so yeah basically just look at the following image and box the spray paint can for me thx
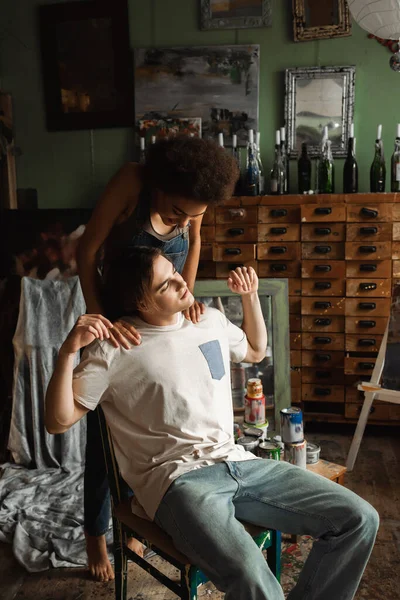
[244,378,266,426]
[280,407,304,443]
[284,440,307,469]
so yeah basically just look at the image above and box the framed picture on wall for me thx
[292,0,351,42]
[285,66,356,158]
[200,0,272,30]
[38,1,133,131]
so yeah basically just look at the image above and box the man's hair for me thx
[102,246,164,321]
[142,135,239,205]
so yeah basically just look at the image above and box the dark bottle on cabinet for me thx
[244,129,259,196]
[298,143,311,193]
[391,124,400,192]
[343,136,359,193]
[280,127,289,193]
[232,133,242,195]
[370,125,386,192]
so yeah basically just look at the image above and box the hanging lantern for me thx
[347,0,400,40]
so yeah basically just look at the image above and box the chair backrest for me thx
[97,405,123,506]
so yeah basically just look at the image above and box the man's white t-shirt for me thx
[73,307,257,520]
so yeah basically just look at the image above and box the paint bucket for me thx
[244,378,266,425]
[243,421,269,441]
[257,440,281,461]
[284,440,307,469]
[306,442,321,464]
[280,407,304,444]
[236,435,260,454]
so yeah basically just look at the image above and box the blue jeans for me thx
[155,460,379,600]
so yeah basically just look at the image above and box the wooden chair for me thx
[97,406,281,600]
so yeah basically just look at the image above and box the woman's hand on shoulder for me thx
[107,319,142,349]
[183,300,205,324]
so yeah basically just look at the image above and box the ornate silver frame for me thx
[200,0,272,30]
[293,0,351,42]
[285,66,356,158]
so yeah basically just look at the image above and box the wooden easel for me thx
[346,319,400,471]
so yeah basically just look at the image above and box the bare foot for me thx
[127,536,145,557]
[85,533,115,582]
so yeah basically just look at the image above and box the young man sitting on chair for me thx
[45,247,379,600]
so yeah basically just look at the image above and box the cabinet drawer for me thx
[389,404,400,421]
[393,223,400,240]
[200,243,213,261]
[393,204,400,221]
[344,357,377,375]
[258,242,300,261]
[213,243,256,262]
[346,278,391,298]
[302,315,345,333]
[302,297,345,316]
[345,242,392,260]
[302,332,344,351]
[289,278,302,296]
[290,332,301,350]
[301,204,346,222]
[258,223,300,242]
[302,242,344,260]
[216,206,257,224]
[215,260,257,279]
[301,279,345,297]
[201,226,216,242]
[301,222,345,242]
[345,403,390,421]
[345,334,383,353]
[290,314,302,332]
[301,368,345,384]
[347,222,392,242]
[392,241,400,259]
[345,316,388,335]
[302,260,345,279]
[345,387,365,404]
[289,297,301,314]
[291,387,302,404]
[197,261,216,279]
[291,350,302,367]
[302,384,344,403]
[347,203,393,222]
[345,298,391,317]
[202,207,215,225]
[215,224,258,242]
[258,206,300,223]
[346,260,392,279]
[302,351,344,368]
[291,369,301,388]
[393,261,400,278]
[259,261,301,278]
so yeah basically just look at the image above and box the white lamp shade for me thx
[348,0,400,40]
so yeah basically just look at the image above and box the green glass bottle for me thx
[391,124,400,192]
[370,125,386,192]
[298,142,312,194]
[343,136,359,194]
[318,139,335,194]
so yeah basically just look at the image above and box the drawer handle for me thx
[360,264,377,272]
[314,337,332,344]
[360,227,378,235]
[314,227,331,235]
[224,248,241,255]
[228,208,245,219]
[314,264,331,272]
[270,246,287,254]
[314,301,332,309]
[359,282,377,291]
[360,207,378,218]
[316,370,332,378]
[271,263,287,272]
[316,353,331,362]
[357,405,376,415]
[314,207,332,215]
[228,263,244,269]
[358,302,376,310]
[228,228,245,236]
[314,245,331,254]
[314,387,332,396]
[358,338,376,347]
[270,227,287,234]
[359,246,377,254]
[270,209,287,217]
[314,318,332,326]
[359,320,376,328]
[358,362,375,370]
[314,281,332,290]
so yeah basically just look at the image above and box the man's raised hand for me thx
[227,266,258,296]
[61,314,114,356]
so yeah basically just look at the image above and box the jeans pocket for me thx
[199,340,225,380]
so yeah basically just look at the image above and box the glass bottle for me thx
[343,132,358,193]
[391,124,400,192]
[139,137,146,164]
[232,133,242,196]
[244,129,260,196]
[318,138,335,194]
[255,131,265,195]
[298,142,312,194]
[218,132,224,148]
[270,130,285,195]
[151,135,156,145]
[370,125,386,192]
[315,127,328,193]
[280,126,289,193]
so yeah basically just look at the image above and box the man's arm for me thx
[45,314,113,434]
[227,267,267,364]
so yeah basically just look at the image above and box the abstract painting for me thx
[134,45,259,146]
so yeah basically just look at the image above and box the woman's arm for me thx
[77,163,141,314]
[181,215,203,293]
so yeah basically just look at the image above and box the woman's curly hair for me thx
[142,135,239,205]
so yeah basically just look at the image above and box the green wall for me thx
[1,0,399,208]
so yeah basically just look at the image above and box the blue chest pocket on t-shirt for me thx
[199,340,225,381]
